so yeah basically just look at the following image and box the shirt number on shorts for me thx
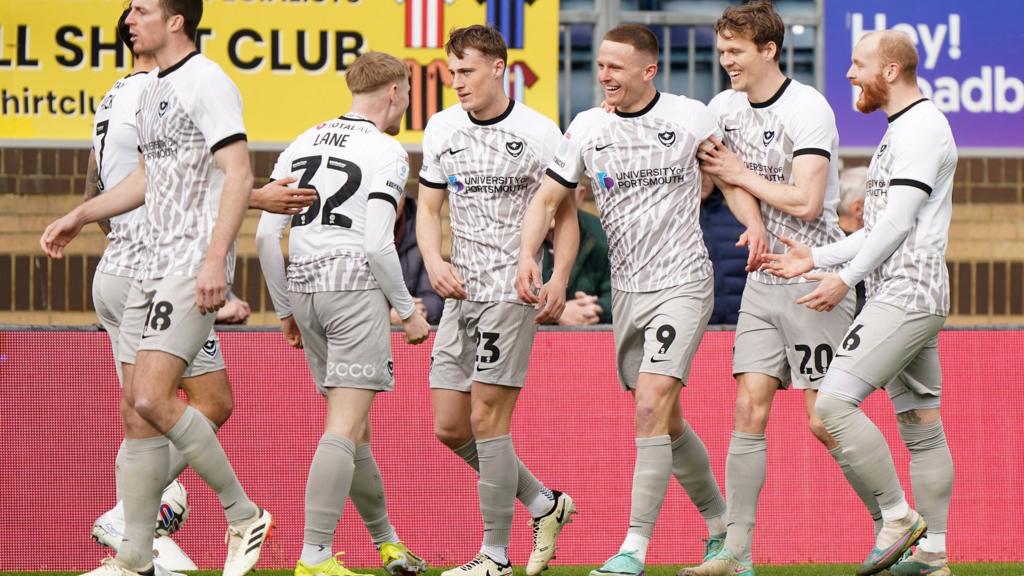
[145,300,174,331]
[795,343,833,375]
[842,323,865,351]
[289,155,362,229]
[475,331,501,365]
[655,325,676,354]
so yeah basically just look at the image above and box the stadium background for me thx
[1,0,1023,570]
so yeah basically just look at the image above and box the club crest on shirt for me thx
[505,140,525,158]
[762,130,775,146]
[877,144,888,158]
[657,131,676,148]
[158,101,170,118]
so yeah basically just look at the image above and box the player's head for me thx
[714,0,785,92]
[847,30,919,114]
[347,51,411,136]
[838,165,867,234]
[597,24,659,111]
[445,25,508,114]
[117,9,136,58]
[125,0,202,55]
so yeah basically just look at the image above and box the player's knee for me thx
[434,422,471,449]
[813,392,853,427]
[897,415,947,453]
[634,401,668,436]
[808,417,833,445]
[196,395,232,428]
[131,393,163,424]
[733,395,770,432]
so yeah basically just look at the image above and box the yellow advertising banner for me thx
[0,0,559,145]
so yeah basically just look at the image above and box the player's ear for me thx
[642,62,658,82]
[167,13,184,34]
[762,41,777,62]
[493,57,506,79]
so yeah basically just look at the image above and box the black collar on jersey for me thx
[338,114,377,127]
[749,77,791,108]
[469,98,515,126]
[887,98,929,123]
[615,91,660,118]
[157,50,200,78]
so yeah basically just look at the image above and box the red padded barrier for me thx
[1,329,1021,569]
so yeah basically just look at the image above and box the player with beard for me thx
[764,30,956,576]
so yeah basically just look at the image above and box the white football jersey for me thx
[419,100,561,303]
[268,114,411,293]
[547,92,715,292]
[136,51,246,283]
[708,78,846,285]
[92,71,152,278]
[863,99,956,316]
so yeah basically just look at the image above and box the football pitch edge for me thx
[7,565,1024,576]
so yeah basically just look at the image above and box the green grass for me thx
[6,565,1024,576]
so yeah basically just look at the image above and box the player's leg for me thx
[471,381,521,569]
[887,339,952,576]
[803,389,883,536]
[131,277,268,576]
[349,418,428,575]
[666,407,727,559]
[814,303,943,575]
[788,284,883,536]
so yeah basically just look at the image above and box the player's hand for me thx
[761,235,814,279]
[390,298,427,325]
[558,292,602,325]
[515,256,543,305]
[534,275,568,324]
[280,315,303,348]
[401,309,430,345]
[795,272,849,312]
[599,99,616,114]
[425,259,467,300]
[216,297,251,324]
[696,136,746,186]
[737,224,770,273]
[251,176,317,214]
[40,212,85,259]
[196,260,228,315]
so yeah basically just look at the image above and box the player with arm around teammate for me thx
[519,24,729,576]
[764,30,956,576]
[682,3,882,575]
[256,51,431,576]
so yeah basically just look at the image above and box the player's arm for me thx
[762,228,865,279]
[197,139,253,314]
[416,182,466,300]
[365,191,428,345]
[517,173,575,305]
[83,149,112,235]
[255,209,301,346]
[249,176,317,214]
[533,185,580,323]
[701,137,829,221]
[41,160,146,259]
[712,176,769,272]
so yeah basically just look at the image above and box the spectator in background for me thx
[838,165,868,313]
[390,195,443,324]
[541,178,612,325]
[700,184,748,324]
[838,166,868,234]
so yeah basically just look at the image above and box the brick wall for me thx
[1,147,1021,326]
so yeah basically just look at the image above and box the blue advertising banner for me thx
[825,0,1024,149]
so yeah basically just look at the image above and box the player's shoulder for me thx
[424,103,468,133]
[180,53,238,93]
[509,101,560,133]
[660,92,712,116]
[784,79,833,114]
[893,100,954,145]
[707,89,744,113]
[566,107,612,139]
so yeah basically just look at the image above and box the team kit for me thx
[38,1,958,576]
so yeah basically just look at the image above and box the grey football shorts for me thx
[829,300,945,405]
[114,274,223,378]
[733,278,855,390]
[611,276,713,390]
[429,299,538,391]
[292,289,395,394]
